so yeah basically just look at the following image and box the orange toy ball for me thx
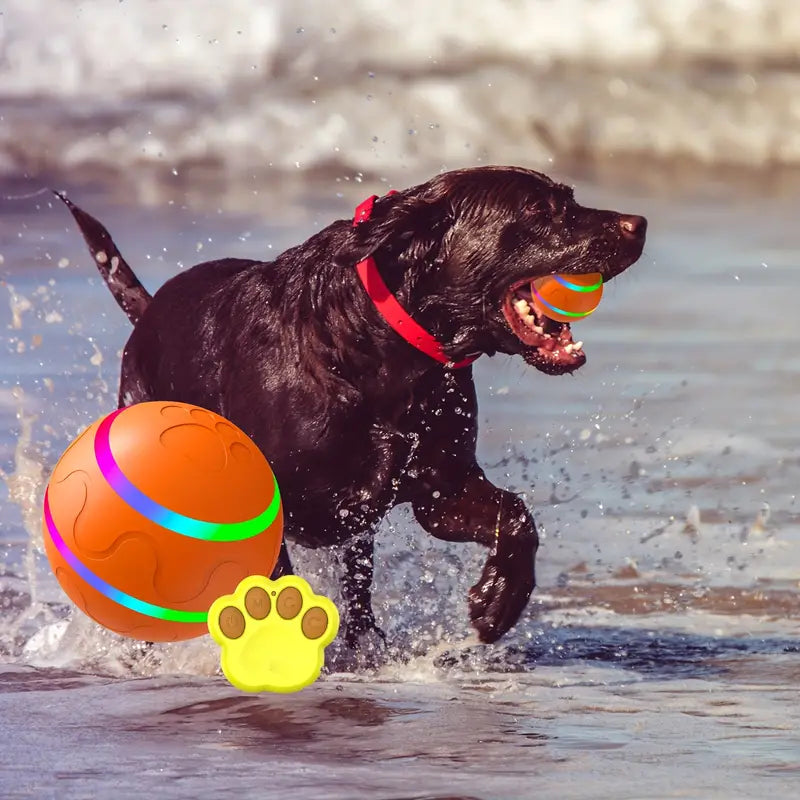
[42,401,283,642]
[531,272,604,323]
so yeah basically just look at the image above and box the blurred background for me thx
[2,0,800,210]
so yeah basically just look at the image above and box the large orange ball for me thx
[531,272,604,323]
[42,402,283,642]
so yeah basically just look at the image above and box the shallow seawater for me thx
[1,173,799,799]
[6,0,800,177]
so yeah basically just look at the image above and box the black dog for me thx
[59,166,646,651]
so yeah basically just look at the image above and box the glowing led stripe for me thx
[532,285,598,319]
[43,488,208,623]
[552,274,603,292]
[94,409,280,541]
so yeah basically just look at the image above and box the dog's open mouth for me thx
[502,280,587,375]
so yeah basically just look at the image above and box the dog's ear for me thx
[334,184,454,270]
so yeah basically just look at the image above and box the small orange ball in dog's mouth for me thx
[531,273,604,323]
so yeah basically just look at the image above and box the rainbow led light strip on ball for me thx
[43,408,281,623]
[43,493,209,623]
[532,274,603,319]
[94,409,280,542]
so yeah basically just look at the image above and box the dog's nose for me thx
[619,214,647,240]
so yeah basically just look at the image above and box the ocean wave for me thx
[2,0,800,182]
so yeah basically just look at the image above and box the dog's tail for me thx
[55,192,152,325]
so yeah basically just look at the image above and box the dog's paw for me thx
[208,575,339,693]
[468,553,535,644]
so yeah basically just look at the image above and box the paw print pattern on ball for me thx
[208,574,339,693]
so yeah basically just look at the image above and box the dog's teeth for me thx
[564,344,575,354]
[523,316,537,328]
[514,299,530,314]
[532,325,544,334]
[574,341,584,350]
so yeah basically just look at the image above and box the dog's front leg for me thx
[412,468,538,643]
[341,534,387,655]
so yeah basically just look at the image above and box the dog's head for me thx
[337,166,647,375]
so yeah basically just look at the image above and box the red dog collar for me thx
[353,192,478,369]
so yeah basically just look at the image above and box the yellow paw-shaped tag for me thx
[208,575,339,693]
